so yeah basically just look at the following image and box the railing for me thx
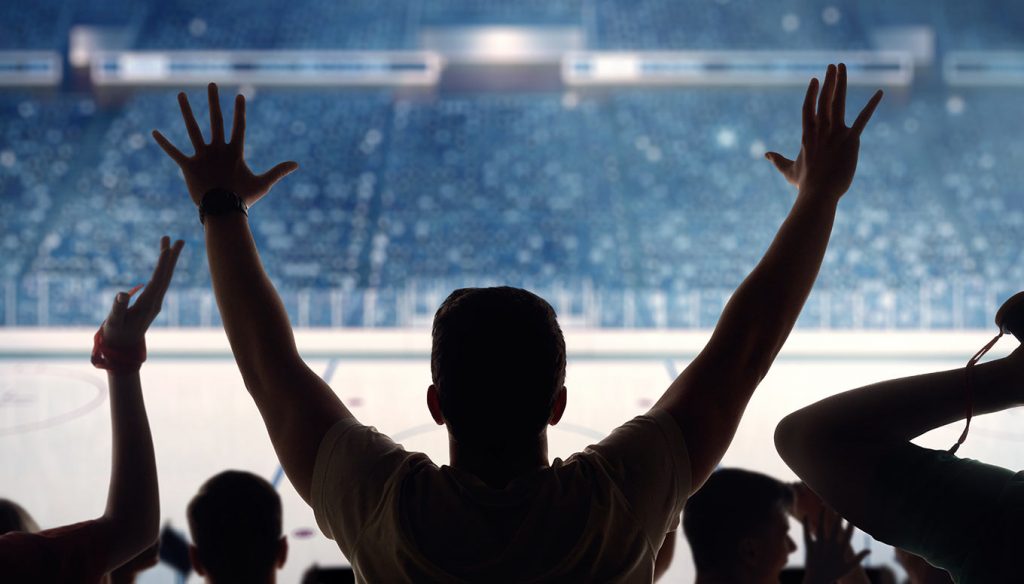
[1,275,1012,330]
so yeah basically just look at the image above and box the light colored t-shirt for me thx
[866,444,1024,584]
[312,409,691,583]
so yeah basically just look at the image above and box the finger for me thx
[830,512,843,540]
[109,291,130,325]
[208,83,225,144]
[802,77,819,145]
[843,550,871,573]
[136,238,183,314]
[178,92,206,151]
[817,64,837,133]
[840,519,855,545]
[833,63,847,126]
[802,515,812,548]
[259,161,300,189]
[765,152,794,175]
[851,89,884,136]
[151,130,188,165]
[229,94,246,150]
[154,239,184,292]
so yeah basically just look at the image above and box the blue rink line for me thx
[664,358,678,380]
[270,357,341,489]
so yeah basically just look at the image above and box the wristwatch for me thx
[199,188,248,224]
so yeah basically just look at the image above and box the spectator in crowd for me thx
[152,63,881,580]
[683,469,869,584]
[186,470,287,583]
[775,292,1024,583]
[0,236,182,582]
[0,499,39,535]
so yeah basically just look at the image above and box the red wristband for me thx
[92,285,147,372]
[92,326,147,371]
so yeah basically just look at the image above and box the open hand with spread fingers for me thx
[101,236,185,350]
[801,509,871,584]
[766,63,883,201]
[152,83,298,207]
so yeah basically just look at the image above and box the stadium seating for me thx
[3,0,1024,328]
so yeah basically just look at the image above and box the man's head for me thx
[428,287,567,450]
[683,468,796,583]
[187,471,286,583]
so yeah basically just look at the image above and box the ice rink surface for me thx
[2,329,1022,583]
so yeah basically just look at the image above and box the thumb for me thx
[260,161,299,189]
[109,291,130,325]
[765,151,794,175]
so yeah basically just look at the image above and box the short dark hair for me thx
[682,468,794,572]
[187,470,282,582]
[431,287,567,448]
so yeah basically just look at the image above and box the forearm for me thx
[710,189,838,381]
[653,191,840,485]
[204,211,301,388]
[103,370,159,561]
[776,353,1023,533]
[780,354,1023,447]
[203,210,350,502]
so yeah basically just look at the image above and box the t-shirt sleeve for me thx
[0,520,110,583]
[581,409,692,546]
[866,443,1017,579]
[311,418,417,555]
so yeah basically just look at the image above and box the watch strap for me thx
[199,188,248,224]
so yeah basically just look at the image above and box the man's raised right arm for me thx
[152,84,352,503]
[650,64,883,491]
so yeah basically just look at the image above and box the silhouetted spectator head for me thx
[187,471,286,583]
[0,498,38,535]
[429,287,567,449]
[683,468,796,583]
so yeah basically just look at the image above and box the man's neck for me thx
[448,432,550,489]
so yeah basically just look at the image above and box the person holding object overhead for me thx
[152,63,881,582]
[0,236,183,583]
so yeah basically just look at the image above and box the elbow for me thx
[774,409,820,473]
[238,348,303,397]
[773,412,802,464]
[104,509,160,554]
[775,406,845,482]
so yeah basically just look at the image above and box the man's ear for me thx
[189,545,206,576]
[277,535,288,568]
[549,386,568,425]
[427,384,445,425]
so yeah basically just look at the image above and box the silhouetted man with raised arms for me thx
[153,63,881,581]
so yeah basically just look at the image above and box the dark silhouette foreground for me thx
[776,293,1024,583]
